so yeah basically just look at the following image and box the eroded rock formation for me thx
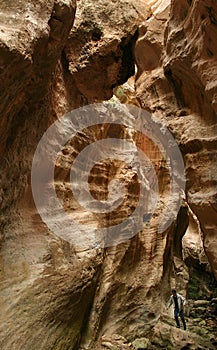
[135,0,217,278]
[0,0,216,349]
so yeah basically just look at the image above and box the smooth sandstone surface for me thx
[135,0,217,278]
[0,0,216,349]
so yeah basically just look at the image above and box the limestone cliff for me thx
[0,1,216,350]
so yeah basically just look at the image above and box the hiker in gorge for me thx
[167,289,187,330]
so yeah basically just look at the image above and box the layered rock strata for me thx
[0,0,216,349]
[135,0,217,278]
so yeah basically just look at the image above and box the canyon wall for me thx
[135,0,217,278]
[0,0,216,349]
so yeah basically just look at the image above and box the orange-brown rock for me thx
[135,0,217,279]
[0,0,216,349]
[0,1,155,350]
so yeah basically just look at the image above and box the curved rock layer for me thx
[135,0,217,278]
[0,0,216,350]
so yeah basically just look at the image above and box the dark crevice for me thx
[206,6,217,25]
[91,27,102,41]
[173,205,189,259]
[186,260,217,300]
[180,139,203,155]
[61,49,70,72]
[117,29,139,85]
[164,65,186,108]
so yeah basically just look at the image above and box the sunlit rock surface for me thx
[0,0,216,349]
[135,0,217,278]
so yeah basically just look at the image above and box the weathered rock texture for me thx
[135,0,217,278]
[0,0,217,349]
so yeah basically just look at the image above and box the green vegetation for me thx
[187,265,217,300]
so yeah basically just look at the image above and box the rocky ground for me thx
[80,298,217,349]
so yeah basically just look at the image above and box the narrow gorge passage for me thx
[0,1,217,350]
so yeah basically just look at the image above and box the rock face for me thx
[135,0,217,278]
[64,0,148,102]
[0,0,216,350]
